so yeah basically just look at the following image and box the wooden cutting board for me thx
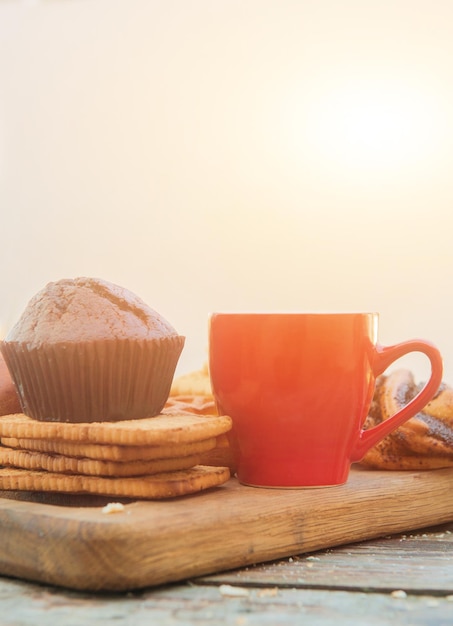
[0,466,452,592]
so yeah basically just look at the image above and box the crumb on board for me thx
[101,502,125,514]
[391,590,407,599]
[219,584,250,598]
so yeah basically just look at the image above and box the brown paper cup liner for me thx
[1,336,184,423]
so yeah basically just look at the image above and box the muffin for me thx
[0,278,185,422]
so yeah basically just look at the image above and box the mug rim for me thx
[209,311,379,316]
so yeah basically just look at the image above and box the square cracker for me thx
[0,413,232,446]
[0,436,218,462]
[0,465,230,499]
[0,446,204,477]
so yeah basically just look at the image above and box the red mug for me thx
[209,313,443,487]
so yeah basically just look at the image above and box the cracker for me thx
[0,465,230,499]
[0,436,217,462]
[0,446,203,477]
[0,413,232,446]
[198,434,238,471]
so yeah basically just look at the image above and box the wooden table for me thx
[0,520,452,625]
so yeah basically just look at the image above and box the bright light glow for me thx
[282,78,445,179]
[318,84,439,170]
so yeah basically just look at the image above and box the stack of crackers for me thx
[0,405,232,500]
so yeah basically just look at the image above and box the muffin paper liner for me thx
[1,336,185,423]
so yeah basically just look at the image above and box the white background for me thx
[1,0,452,383]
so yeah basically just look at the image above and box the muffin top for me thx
[5,277,180,348]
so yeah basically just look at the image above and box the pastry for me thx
[360,369,453,470]
[0,277,185,422]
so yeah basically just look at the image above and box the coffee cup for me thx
[209,313,443,487]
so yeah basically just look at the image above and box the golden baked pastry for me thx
[360,369,453,470]
[170,363,213,397]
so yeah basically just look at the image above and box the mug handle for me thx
[351,340,443,462]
